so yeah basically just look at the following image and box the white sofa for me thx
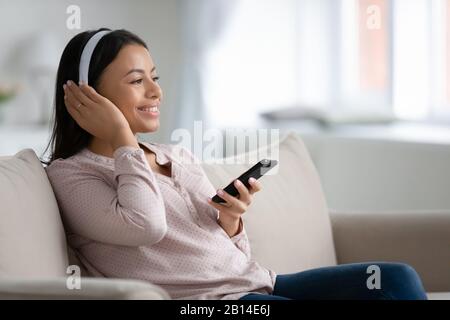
[0,132,448,299]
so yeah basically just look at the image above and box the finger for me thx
[79,81,104,103]
[64,85,82,111]
[66,80,95,107]
[207,197,230,210]
[248,177,262,194]
[64,85,85,111]
[217,189,246,213]
[63,85,81,119]
[234,179,252,205]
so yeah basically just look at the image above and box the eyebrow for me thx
[124,66,156,77]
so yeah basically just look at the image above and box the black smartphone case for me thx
[211,159,278,204]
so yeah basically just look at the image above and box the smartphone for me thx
[211,159,278,204]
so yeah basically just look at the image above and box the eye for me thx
[131,79,143,85]
[130,77,159,85]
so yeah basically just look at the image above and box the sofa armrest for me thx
[0,277,170,300]
[329,210,450,292]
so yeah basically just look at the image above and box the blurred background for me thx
[1,0,450,212]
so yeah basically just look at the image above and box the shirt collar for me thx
[138,141,171,166]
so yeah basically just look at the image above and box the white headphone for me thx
[78,30,112,85]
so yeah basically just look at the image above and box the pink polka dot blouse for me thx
[45,141,276,300]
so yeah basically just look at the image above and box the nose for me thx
[145,79,163,101]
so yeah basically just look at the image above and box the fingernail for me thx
[79,81,84,86]
[63,84,67,90]
[235,180,242,186]
[67,80,72,86]
[249,177,256,183]
[217,189,223,196]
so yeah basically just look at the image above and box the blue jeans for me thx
[239,262,428,300]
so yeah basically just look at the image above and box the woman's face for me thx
[96,44,162,134]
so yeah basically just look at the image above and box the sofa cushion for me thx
[201,132,337,274]
[0,149,68,277]
[427,292,450,300]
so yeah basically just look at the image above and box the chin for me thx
[135,124,159,134]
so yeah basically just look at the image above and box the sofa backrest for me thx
[201,132,337,274]
[0,149,68,278]
[0,132,336,279]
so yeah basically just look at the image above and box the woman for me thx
[43,28,428,300]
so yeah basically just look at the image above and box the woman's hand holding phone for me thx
[206,159,277,237]
[207,177,262,237]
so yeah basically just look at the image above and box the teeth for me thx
[138,106,158,112]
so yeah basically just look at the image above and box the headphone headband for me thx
[79,30,112,84]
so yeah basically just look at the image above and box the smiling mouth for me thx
[137,106,159,112]
[136,105,160,118]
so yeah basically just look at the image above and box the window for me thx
[343,0,450,121]
[204,0,298,128]
[203,0,450,128]
[339,0,390,114]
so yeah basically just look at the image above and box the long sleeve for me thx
[46,146,167,247]
[230,219,251,260]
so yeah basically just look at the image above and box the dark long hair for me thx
[40,28,148,166]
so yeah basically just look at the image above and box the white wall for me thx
[0,0,181,142]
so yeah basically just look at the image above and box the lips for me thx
[136,104,160,117]
[137,104,159,112]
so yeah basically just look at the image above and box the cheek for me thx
[110,87,141,113]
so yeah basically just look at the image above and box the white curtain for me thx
[174,0,238,132]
